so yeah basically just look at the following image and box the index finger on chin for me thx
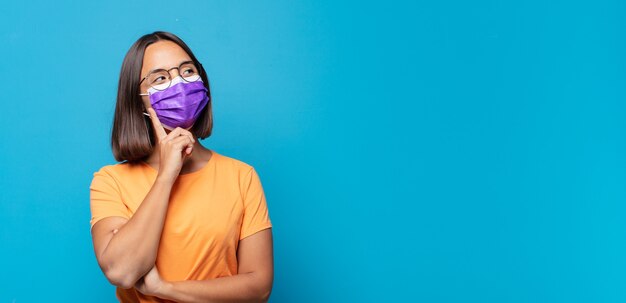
[147,108,167,141]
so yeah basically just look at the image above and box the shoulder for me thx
[91,161,141,182]
[212,150,255,174]
[211,151,261,191]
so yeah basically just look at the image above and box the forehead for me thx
[141,40,192,74]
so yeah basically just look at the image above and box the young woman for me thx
[89,31,274,303]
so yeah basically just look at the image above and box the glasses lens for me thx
[147,70,171,91]
[180,62,200,82]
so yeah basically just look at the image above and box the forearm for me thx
[156,272,271,303]
[101,177,173,284]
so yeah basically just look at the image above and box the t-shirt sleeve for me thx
[239,167,273,240]
[89,167,129,231]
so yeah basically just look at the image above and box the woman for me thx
[89,31,274,303]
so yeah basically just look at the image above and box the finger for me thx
[177,128,196,141]
[168,136,195,153]
[175,127,195,143]
[161,127,182,143]
[180,142,194,158]
[147,108,167,141]
[162,127,195,145]
[182,145,194,157]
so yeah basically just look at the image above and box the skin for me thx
[91,40,274,302]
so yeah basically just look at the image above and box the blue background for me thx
[1,0,626,302]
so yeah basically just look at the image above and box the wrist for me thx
[155,174,175,186]
[155,281,175,299]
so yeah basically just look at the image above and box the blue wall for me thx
[1,1,626,302]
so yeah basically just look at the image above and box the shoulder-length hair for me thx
[111,31,213,163]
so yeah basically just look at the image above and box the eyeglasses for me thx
[139,61,202,92]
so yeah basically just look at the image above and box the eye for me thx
[183,68,194,75]
[151,76,167,84]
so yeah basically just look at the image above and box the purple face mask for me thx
[142,76,209,130]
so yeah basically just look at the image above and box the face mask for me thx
[141,76,209,130]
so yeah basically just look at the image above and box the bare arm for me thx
[91,176,174,288]
[91,108,195,288]
[136,228,274,303]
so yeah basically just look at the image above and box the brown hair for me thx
[111,31,213,163]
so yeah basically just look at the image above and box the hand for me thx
[134,265,169,297]
[147,108,195,184]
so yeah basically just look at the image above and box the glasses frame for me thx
[139,60,203,94]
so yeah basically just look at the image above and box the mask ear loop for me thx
[139,92,151,117]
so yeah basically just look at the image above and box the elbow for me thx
[259,289,271,303]
[255,277,273,303]
[103,265,141,289]
[98,253,153,289]
[243,272,272,302]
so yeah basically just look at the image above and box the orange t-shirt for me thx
[89,149,272,302]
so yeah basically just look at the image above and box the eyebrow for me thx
[145,60,194,76]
